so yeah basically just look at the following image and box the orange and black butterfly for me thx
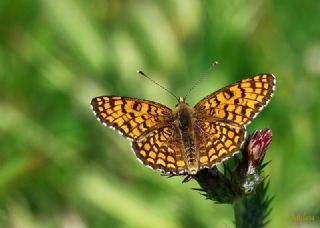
[90,74,276,175]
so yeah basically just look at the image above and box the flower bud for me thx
[245,129,272,164]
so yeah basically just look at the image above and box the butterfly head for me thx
[176,96,190,108]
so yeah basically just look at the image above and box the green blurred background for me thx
[1,0,319,227]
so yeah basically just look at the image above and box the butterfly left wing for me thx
[194,74,276,126]
[131,124,188,175]
[91,96,173,140]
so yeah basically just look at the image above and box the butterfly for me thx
[90,74,276,175]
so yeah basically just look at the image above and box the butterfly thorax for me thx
[173,100,199,174]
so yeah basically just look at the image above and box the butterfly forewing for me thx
[91,96,173,140]
[194,74,275,125]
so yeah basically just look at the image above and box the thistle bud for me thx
[245,129,272,164]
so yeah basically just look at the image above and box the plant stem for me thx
[233,181,272,228]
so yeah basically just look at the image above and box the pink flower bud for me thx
[245,129,272,163]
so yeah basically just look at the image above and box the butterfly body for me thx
[91,74,276,175]
[173,98,198,174]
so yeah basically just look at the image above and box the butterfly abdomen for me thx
[174,103,199,174]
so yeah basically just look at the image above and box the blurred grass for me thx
[0,0,320,227]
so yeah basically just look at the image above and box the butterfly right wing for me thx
[194,74,276,126]
[194,120,246,168]
[192,74,275,169]
[90,96,173,140]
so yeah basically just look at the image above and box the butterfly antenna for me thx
[184,61,219,100]
[137,70,179,102]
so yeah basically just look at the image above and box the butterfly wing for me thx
[193,74,275,168]
[91,96,173,140]
[91,96,187,174]
[194,121,245,168]
[194,74,276,125]
[131,124,188,174]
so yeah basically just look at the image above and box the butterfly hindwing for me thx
[91,96,173,140]
[131,124,188,174]
[194,120,245,168]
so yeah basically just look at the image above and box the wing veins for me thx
[104,108,171,133]
[136,122,173,142]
